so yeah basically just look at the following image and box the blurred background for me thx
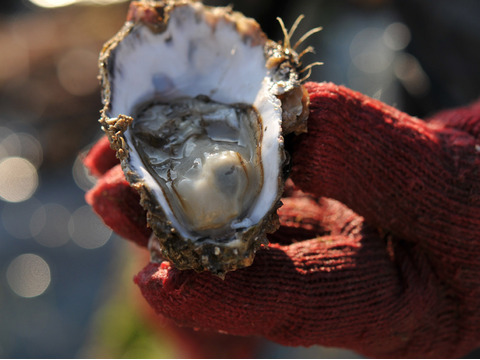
[0,0,479,358]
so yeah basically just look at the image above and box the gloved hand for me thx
[84,82,480,358]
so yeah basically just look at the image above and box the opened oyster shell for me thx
[99,0,311,276]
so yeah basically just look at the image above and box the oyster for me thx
[99,0,312,276]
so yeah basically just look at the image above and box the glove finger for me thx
[134,228,458,358]
[83,136,119,177]
[292,82,480,289]
[271,187,362,245]
[85,164,151,247]
[426,99,480,140]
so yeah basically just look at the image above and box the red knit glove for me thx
[85,82,480,358]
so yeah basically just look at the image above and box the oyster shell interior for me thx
[130,97,262,237]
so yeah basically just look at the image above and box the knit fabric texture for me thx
[85,82,480,358]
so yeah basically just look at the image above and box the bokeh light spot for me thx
[394,53,430,96]
[0,131,22,158]
[0,157,38,203]
[6,254,51,298]
[29,0,127,8]
[350,27,394,74]
[14,133,44,169]
[0,129,43,168]
[29,0,76,8]
[68,205,112,249]
[56,48,100,96]
[31,203,71,247]
[72,151,96,191]
[383,22,411,51]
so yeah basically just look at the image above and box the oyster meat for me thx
[99,0,311,276]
